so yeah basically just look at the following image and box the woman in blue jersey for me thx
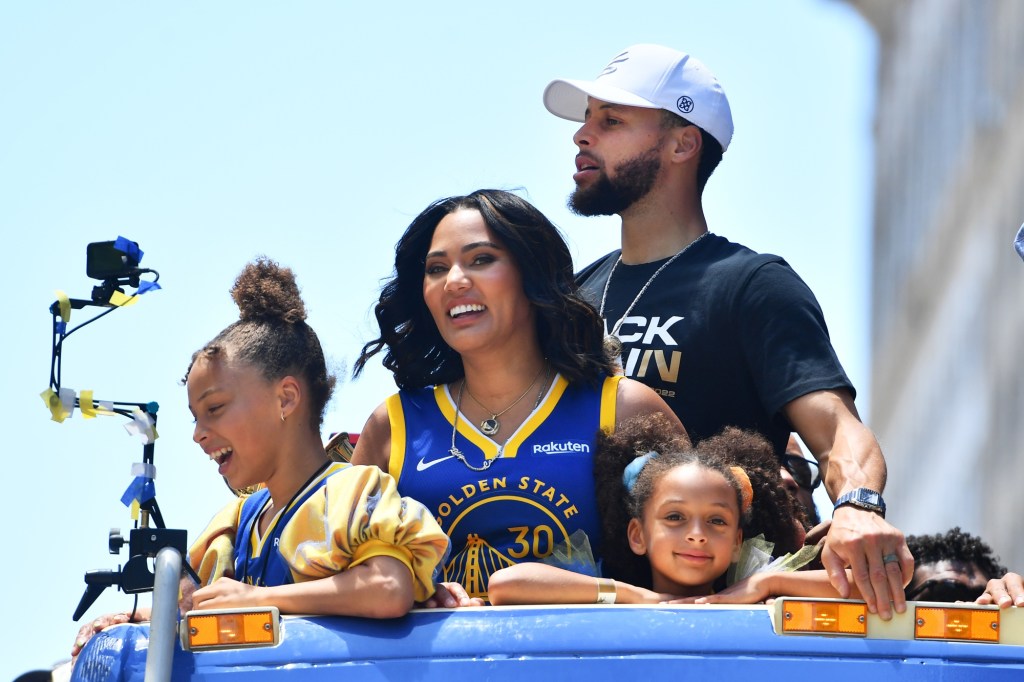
[72,258,449,660]
[351,189,685,606]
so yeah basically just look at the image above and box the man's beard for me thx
[568,144,662,217]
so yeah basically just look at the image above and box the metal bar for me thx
[145,547,181,682]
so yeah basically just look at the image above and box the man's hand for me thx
[785,389,913,620]
[820,505,913,620]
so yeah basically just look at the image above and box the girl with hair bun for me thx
[182,257,449,616]
[73,258,450,657]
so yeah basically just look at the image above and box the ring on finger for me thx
[882,553,900,564]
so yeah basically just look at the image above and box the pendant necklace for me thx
[463,364,545,436]
[449,368,551,472]
[599,232,710,342]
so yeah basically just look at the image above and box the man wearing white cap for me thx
[544,44,912,619]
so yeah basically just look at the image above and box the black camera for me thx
[86,240,142,281]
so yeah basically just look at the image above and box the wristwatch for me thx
[833,488,886,518]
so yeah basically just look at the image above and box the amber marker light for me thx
[180,607,280,652]
[914,605,999,643]
[779,599,867,636]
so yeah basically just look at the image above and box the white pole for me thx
[145,546,181,682]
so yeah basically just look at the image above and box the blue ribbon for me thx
[121,476,156,507]
[113,236,143,264]
[622,451,658,493]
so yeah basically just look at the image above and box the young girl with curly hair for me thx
[489,414,855,605]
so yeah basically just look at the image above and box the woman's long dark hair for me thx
[354,189,615,389]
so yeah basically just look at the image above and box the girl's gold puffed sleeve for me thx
[187,495,245,586]
[280,464,450,602]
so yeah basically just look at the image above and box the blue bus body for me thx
[72,603,1024,681]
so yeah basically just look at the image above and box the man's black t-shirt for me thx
[577,233,853,456]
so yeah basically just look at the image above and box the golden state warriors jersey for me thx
[387,374,620,600]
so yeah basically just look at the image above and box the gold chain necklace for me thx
[449,369,551,471]
[464,364,545,436]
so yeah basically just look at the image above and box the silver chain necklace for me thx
[598,232,710,337]
[448,370,551,472]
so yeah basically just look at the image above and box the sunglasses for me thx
[905,578,986,603]
[781,454,821,491]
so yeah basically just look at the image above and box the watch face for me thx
[861,490,880,505]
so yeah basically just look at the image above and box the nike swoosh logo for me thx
[416,455,456,471]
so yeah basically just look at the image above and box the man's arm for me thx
[785,388,913,621]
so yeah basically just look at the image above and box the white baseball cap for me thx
[544,43,734,151]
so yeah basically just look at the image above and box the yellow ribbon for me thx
[80,390,97,419]
[55,290,71,323]
[40,387,75,423]
[109,290,139,307]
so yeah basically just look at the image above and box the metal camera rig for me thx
[46,237,199,623]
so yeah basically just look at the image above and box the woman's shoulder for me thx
[350,398,397,468]
[614,377,686,434]
[615,376,659,401]
[351,384,447,469]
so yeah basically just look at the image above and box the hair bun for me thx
[231,257,307,324]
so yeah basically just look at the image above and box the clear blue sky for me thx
[0,1,875,676]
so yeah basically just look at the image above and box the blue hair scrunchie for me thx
[622,451,658,493]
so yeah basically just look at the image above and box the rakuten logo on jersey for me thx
[533,441,591,455]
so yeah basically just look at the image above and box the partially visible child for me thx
[489,414,850,605]
[905,527,1006,603]
[72,258,449,657]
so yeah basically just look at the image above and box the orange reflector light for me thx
[781,600,867,636]
[181,607,280,651]
[915,606,999,643]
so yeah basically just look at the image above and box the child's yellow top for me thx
[187,463,450,602]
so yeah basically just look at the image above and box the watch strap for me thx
[834,487,886,517]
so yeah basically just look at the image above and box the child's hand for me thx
[803,519,831,547]
[192,577,262,610]
[71,611,141,658]
[976,572,1024,609]
[664,575,772,605]
[420,581,486,608]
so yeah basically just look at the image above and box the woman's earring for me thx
[280,412,286,423]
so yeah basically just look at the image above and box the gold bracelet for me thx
[596,577,617,604]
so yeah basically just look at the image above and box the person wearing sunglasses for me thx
[904,527,1006,603]
[779,435,822,528]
